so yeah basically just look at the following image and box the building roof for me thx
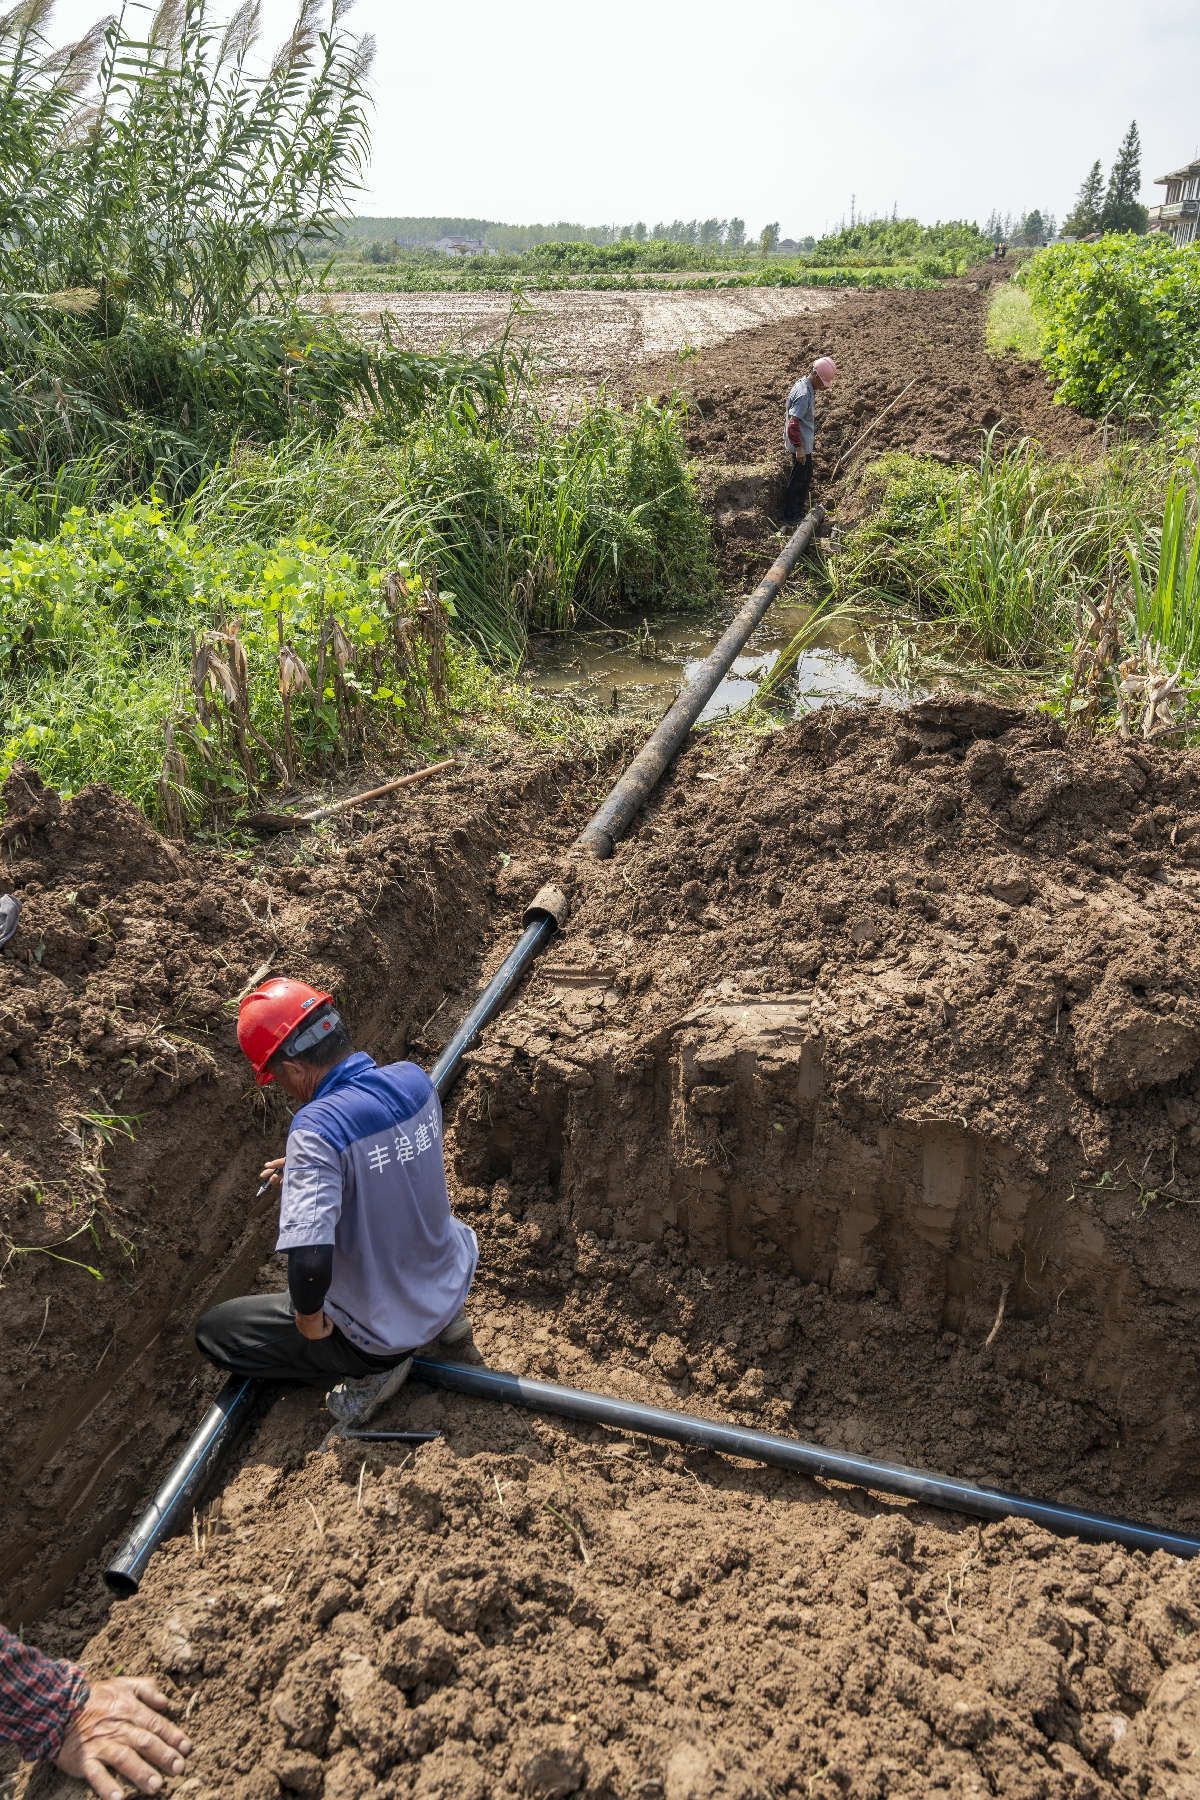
[1155,157,1200,184]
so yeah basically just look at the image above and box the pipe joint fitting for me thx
[524,883,570,928]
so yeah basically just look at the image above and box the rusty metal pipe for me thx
[576,506,825,857]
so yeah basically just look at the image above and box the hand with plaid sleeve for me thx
[1,1625,191,1797]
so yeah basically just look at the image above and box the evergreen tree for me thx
[1101,121,1148,233]
[726,217,746,251]
[1063,159,1104,237]
[1014,208,1047,246]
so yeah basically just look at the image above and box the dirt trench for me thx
[0,738,628,1627]
[13,700,1200,1800]
[630,266,1103,583]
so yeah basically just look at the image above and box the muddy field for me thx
[325,288,839,392]
[630,265,1103,581]
[7,696,1200,1800]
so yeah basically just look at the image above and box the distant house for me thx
[432,236,487,257]
[1149,157,1200,246]
[777,238,801,255]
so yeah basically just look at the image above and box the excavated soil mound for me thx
[15,703,1200,1800]
[455,701,1200,1516]
[630,270,1102,580]
[0,740,627,1624]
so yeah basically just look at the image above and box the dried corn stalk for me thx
[1065,586,1121,736]
[1117,636,1200,741]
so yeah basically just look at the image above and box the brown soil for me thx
[11,703,1200,1800]
[0,739,626,1626]
[630,269,1103,582]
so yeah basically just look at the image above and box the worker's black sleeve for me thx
[287,1244,333,1315]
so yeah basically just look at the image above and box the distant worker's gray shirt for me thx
[276,1052,477,1354]
[784,376,816,455]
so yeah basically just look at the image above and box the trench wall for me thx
[457,994,1200,1497]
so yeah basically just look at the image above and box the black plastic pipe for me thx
[100,507,830,1596]
[104,1377,254,1596]
[429,914,557,1098]
[411,1358,1200,1560]
[577,506,825,857]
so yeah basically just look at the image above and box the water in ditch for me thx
[526,595,889,721]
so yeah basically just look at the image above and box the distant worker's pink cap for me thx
[812,356,837,387]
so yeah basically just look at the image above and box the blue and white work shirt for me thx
[784,375,816,455]
[276,1052,477,1355]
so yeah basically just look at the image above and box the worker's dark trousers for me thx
[782,451,813,524]
[196,1292,409,1386]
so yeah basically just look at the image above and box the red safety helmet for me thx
[238,977,333,1086]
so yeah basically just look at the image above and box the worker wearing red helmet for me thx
[783,354,837,525]
[195,978,476,1429]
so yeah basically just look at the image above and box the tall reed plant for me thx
[832,432,1163,666]
[1,0,373,330]
[1128,467,1200,673]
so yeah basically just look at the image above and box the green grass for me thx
[831,432,1168,667]
[1128,468,1200,672]
[191,396,717,666]
[986,284,1043,361]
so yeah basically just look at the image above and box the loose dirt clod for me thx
[10,698,1200,1800]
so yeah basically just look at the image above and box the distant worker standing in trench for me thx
[196,979,476,1429]
[782,355,837,524]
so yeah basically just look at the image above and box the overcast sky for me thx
[48,0,1200,233]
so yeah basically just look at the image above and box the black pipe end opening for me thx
[103,1567,140,1599]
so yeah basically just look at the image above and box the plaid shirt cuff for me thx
[0,1626,90,1763]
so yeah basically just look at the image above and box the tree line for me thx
[340,217,796,256]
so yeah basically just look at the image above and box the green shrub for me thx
[831,434,1165,665]
[193,399,717,664]
[1023,235,1200,418]
[0,499,453,824]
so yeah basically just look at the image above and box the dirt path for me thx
[10,703,1200,1800]
[630,267,1102,582]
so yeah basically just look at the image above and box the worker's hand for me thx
[258,1155,285,1188]
[295,1309,333,1340]
[794,447,808,463]
[55,1676,191,1800]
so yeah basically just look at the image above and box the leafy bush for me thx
[810,218,993,269]
[1022,235,1200,419]
[0,500,454,825]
